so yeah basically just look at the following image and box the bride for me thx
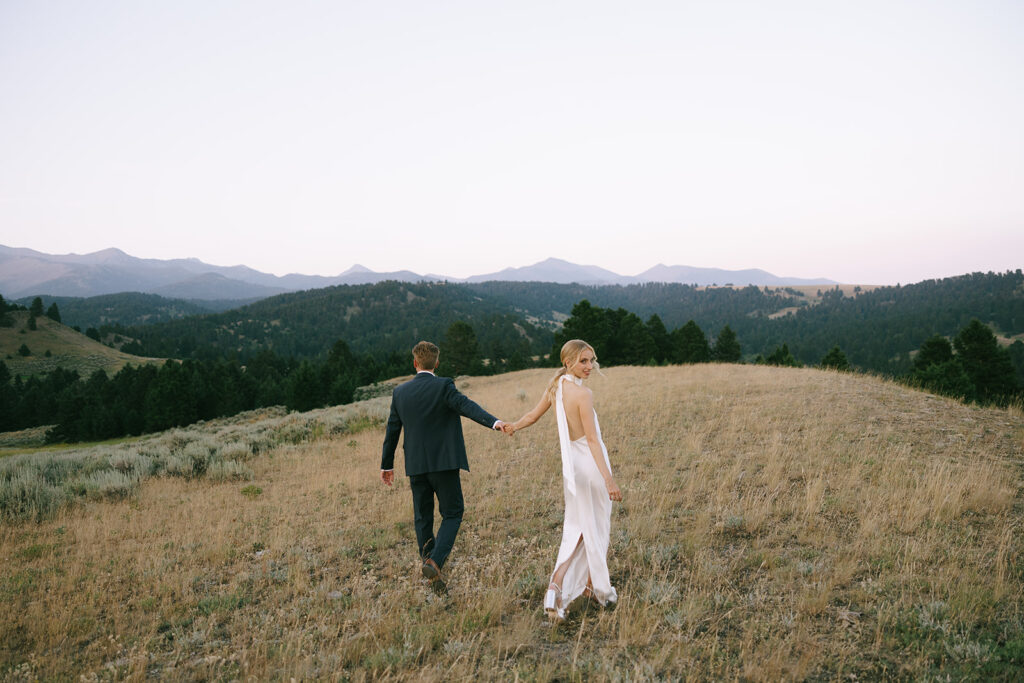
[508,339,622,622]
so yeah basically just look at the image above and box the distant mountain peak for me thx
[89,247,133,262]
[0,243,839,300]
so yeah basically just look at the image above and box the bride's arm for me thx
[510,395,551,432]
[578,391,622,502]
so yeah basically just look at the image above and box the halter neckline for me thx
[561,373,583,386]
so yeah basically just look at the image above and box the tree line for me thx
[552,300,741,365]
[3,272,1022,442]
[0,317,545,443]
[470,271,1024,374]
[0,340,399,441]
[17,270,1023,378]
[549,299,1020,406]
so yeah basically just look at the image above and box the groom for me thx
[381,340,507,592]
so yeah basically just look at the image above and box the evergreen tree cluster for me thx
[13,292,226,330]
[0,293,26,327]
[910,320,1020,406]
[0,340,411,442]
[552,300,741,365]
[0,316,543,443]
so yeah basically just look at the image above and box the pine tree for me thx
[0,294,10,327]
[953,319,1018,405]
[764,343,801,367]
[0,360,12,431]
[820,346,850,371]
[915,359,974,400]
[712,325,742,362]
[441,321,481,377]
[554,300,611,365]
[671,321,711,363]
[913,335,954,372]
[286,361,323,412]
[46,302,61,323]
[29,297,44,317]
[607,308,654,365]
[644,315,671,363]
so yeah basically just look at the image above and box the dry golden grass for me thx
[1,364,1022,680]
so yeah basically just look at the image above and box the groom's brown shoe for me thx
[422,558,446,594]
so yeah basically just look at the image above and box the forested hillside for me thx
[106,281,553,362]
[470,271,1024,372]
[11,271,1023,376]
[742,272,1023,372]
[13,292,255,329]
[33,270,1022,374]
[2,271,1021,444]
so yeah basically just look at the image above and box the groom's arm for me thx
[381,394,402,484]
[442,379,501,430]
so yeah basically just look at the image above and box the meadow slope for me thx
[1,364,1022,680]
[1,311,163,378]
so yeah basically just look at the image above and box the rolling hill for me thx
[0,311,164,378]
[1,364,1020,678]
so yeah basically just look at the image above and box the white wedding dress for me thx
[549,373,618,611]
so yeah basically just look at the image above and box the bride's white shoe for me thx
[544,582,565,623]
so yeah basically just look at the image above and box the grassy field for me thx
[1,311,163,378]
[1,364,1022,680]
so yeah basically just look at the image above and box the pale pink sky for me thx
[1,1,1021,284]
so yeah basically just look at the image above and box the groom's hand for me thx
[381,469,394,486]
[494,420,515,436]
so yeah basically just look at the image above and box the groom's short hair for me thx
[413,341,440,369]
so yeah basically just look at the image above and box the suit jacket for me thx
[381,372,498,476]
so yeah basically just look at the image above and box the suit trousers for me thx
[408,469,464,569]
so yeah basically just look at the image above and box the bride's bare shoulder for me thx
[563,383,593,400]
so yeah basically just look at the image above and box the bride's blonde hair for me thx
[546,339,599,403]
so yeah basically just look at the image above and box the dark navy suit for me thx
[381,371,498,569]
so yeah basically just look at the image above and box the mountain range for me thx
[0,244,836,301]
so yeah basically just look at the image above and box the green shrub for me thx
[240,485,262,498]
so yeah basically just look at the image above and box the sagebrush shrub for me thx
[72,469,137,501]
[0,469,66,522]
[207,459,254,483]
